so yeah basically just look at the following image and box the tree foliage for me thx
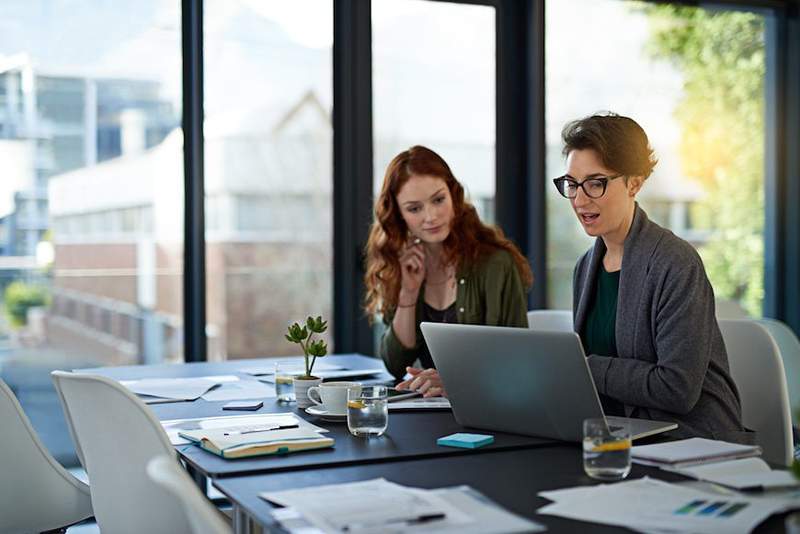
[4,281,49,328]
[642,5,765,315]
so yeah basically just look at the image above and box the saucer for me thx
[305,405,347,422]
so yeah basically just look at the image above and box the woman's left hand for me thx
[396,366,448,398]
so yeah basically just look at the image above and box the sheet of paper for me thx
[261,478,473,533]
[257,368,387,383]
[240,361,345,376]
[668,457,800,490]
[538,476,798,534]
[264,480,544,534]
[388,397,451,410]
[200,379,275,401]
[121,375,238,400]
[162,413,327,445]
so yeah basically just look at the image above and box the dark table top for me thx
[213,444,792,533]
[77,354,557,478]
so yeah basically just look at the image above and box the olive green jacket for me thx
[380,248,529,379]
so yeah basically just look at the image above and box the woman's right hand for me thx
[398,240,426,298]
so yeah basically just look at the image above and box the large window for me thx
[372,0,496,222]
[545,0,767,317]
[0,0,183,466]
[203,0,333,360]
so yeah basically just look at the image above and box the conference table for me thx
[81,354,794,533]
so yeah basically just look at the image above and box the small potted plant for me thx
[285,316,328,409]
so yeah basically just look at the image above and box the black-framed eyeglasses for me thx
[552,174,623,199]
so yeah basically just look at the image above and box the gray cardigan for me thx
[573,205,753,444]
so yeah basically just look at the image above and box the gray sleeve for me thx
[587,258,715,415]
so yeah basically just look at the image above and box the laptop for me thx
[420,323,678,442]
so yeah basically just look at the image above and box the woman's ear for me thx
[627,176,644,197]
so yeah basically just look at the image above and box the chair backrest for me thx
[527,309,573,332]
[51,371,193,534]
[717,319,793,466]
[147,455,231,534]
[0,378,92,534]
[757,318,800,423]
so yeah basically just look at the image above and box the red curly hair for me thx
[364,145,533,318]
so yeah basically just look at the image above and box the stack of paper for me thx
[261,478,543,533]
[665,457,800,491]
[631,437,762,468]
[388,397,452,411]
[241,360,386,381]
[120,375,239,403]
[538,476,799,534]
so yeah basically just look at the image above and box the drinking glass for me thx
[274,362,295,403]
[582,418,631,481]
[347,385,388,437]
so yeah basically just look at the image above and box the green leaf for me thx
[307,339,328,357]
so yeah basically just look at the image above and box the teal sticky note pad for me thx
[437,433,494,449]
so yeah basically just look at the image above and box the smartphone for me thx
[387,387,422,403]
[222,400,263,411]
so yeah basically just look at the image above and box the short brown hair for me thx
[561,112,658,179]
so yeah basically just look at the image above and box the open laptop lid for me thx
[421,323,676,442]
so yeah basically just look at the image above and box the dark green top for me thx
[583,265,623,416]
[380,248,529,380]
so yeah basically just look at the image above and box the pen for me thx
[341,512,446,531]
[223,424,298,436]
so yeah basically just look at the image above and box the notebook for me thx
[631,437,761,468]
[178,426,334,459]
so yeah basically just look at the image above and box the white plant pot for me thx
[293,376,322,409]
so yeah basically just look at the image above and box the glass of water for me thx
[583,418,631,481]
[347,385,388,437]
[274,362,295,403]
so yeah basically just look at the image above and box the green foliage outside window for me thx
[4,281,49,328]
[643,5,765,316]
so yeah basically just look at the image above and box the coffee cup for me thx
[307,381,361,415]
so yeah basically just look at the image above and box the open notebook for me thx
[179,426,334,459]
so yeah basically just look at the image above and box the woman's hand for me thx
[398,240,426,299]
[396,366,447,398]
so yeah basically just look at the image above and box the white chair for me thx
[0,378,93,534]
[757,318,800,424]
[147,455,232,534]
[526,309,573,332]
[717,319,793,466]
[51,371,194,534]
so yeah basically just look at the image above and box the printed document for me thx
[262,478,543,533]
[538,476,799,534]
[120,375,239,402]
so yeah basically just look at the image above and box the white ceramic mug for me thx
[307,381,361,415]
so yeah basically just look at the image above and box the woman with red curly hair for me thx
[365,145,532,397]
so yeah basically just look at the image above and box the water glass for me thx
[347,385,388,437]
[274,362,295,403]
[582,418,631,481]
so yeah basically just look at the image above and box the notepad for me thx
[179,426,334,459]
[437,433,494,449]
[666,457,800,490]
[631,437,761,468]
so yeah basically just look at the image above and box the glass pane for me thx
[546,1,766,317]
[373,0,496,222]
[203,0,333,359]
[0,1,183,466]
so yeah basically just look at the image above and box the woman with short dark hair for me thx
[556,112,751,443]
